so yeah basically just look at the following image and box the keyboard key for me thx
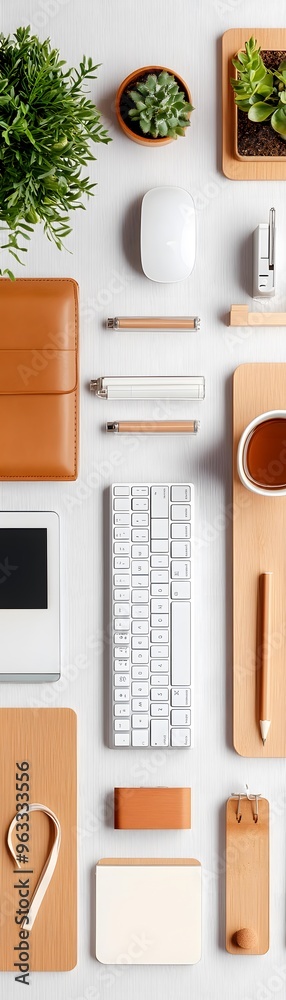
[171,523,191,539]
[132,637,149,649]
[115,633,129,643]
[151,555,169,568]
[132,682,148,696]
[171,728,191,747]
[171,541,191,558]
[171,709,191,726]
[132,621,149,634]
[114,705,129,716]
[151,519,168,539]
[151,719,169,746]
[171,688,191,707]
[114,603,129,617]
[115,619,130,631]
[114,589,130,601]
[171,505,191,521]
[151,645,169,658]
[151,584,169,597]
[132,514,149,526]
[151,617,169,629]
[114,557,130,569]
[114,575,129,587]
[115,734,130,746]
[132,576,149,588]
[151,660,169,673]
[132,606,149,619]
[115,674,129,687]
[151,539,169,552]
[151,689,168,701]
[132,666,149,679]
[114,542,130,555]
[132,545,148,558]
[171,582,191,599]
[132,698,148,711]
[132,715,149,728]
[131,651,149,664]
[151,704,169,717]
[151,674,168,686]
[132,529,149,541]
[132,499,149,511]
[171,486,191,502]
[171,561,191,579]
[132,590,149,604]
[114,661,129,672]
[151,571,168,584]
[171,602,191,686]
[132,731,149,747]
[132,561,148,575]
[115,720,130,731]
[151,599,168,613]
[151,631,168,644]
[114,528,130,540]
[114,648,129,659]
[114,499,130,511]
[114,486,130,496]
[151,486,169,518]
[131,487,149,496]
[115,690,130,702]
[114,514,130,526]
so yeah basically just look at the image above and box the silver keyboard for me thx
[110,483,193,748]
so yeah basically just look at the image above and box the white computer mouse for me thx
[140,186,196,283]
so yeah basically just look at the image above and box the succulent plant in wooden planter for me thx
[231,36,286,154]
[128,71,193,139]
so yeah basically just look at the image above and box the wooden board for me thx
[226,797,269,955]
[233,364,286,756]
[0,709,77,971]
[222,29,286,180]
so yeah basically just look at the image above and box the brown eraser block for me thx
[114,787,191,830]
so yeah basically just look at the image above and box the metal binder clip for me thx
[230,785,262,823]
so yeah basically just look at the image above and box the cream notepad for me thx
[95,859,201,965]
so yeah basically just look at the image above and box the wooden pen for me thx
[259,572,273,746]
[107,316,200,331]
[106,420,199,433]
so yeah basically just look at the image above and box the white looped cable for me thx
[7,803,61,931]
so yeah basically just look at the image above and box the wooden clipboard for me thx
[0,709,77,971]
[226,796,269,955]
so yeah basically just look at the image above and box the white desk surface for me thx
[1,0,286,996]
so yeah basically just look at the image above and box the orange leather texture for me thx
[114,787,191,829]
[0,278,79,480]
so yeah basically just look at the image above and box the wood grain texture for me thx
[114,787,191,828]
[230,305,286,327]
[222,29,286,180]
[0,709,77,971]
[226,797,269,955]
[233,364,286,756]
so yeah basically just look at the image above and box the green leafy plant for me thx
[128,71,193,139]
[0,26,111,277]
[230,36,286,140]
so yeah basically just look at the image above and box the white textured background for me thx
[1,1,286,997]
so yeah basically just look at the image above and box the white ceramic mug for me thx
[237,409,286,497]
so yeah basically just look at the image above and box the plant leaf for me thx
[248,101,274,121]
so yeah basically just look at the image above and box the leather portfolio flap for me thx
[0,349,77,394]
[0,277,78,349]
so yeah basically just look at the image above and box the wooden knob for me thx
[235,927,258,950]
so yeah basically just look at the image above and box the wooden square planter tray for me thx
[222,28,286,180]
[233,364,286,757]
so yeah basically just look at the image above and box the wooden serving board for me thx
[233,364,286,757]
[222,29,286,179]
[226,797,269,955]
[0,709,77,971]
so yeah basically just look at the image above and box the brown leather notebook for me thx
[0,278,79,480]
[114,787,191,829]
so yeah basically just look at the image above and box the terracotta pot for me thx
[115,65,192,147]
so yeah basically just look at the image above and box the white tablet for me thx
[0,511,60,682]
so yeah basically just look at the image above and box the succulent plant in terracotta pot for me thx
[116,65,193,146]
